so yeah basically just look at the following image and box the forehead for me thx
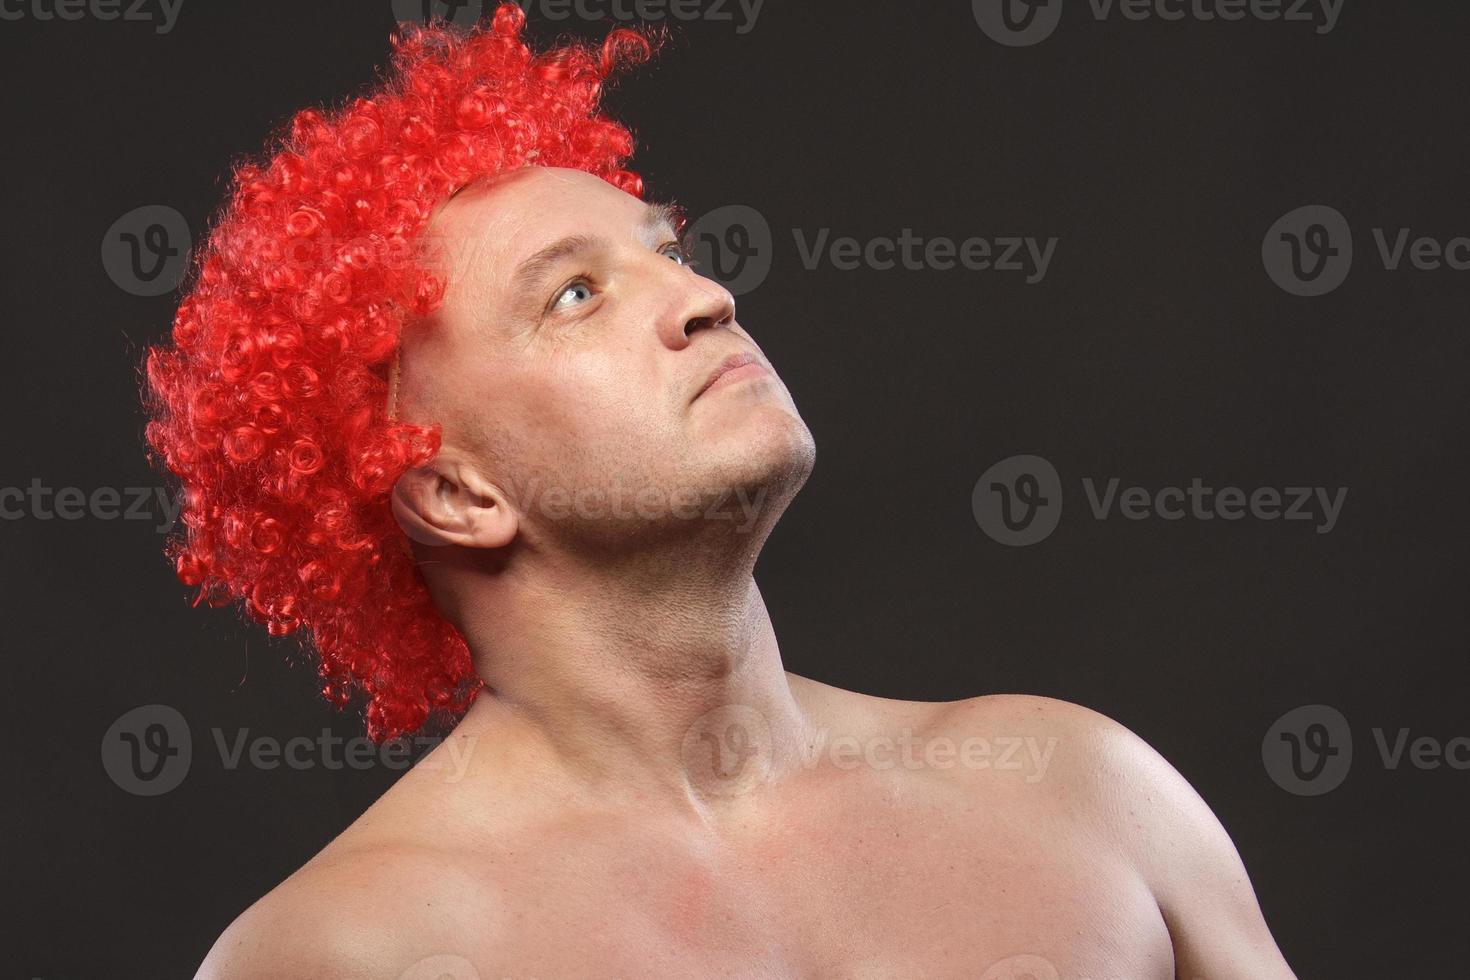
[424,166,656,275]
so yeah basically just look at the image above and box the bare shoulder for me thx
[192,725,565,979]
[920,691,1230,854]
[933,691,1162,792]
[931,692,1298,977]
[786,677,1131,805]
[788,673,1123,767]
[787,678,1295,975]
[194,838,495,980]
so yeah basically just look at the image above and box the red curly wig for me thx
[143,5,654,741]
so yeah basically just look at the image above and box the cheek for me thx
[497,351,668,452]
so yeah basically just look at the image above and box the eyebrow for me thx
[508,202,684,303]
[509,233,604,302]
[641,201,684,237]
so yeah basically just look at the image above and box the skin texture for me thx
[196,168,1297,979]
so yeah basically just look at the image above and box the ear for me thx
[390,456,518,550]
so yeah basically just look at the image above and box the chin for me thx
[705,403,816,500]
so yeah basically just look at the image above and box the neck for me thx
[431,540,813,820]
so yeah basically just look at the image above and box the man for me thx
[150,8,1296,979]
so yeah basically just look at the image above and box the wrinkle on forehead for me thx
[425,169,601,274]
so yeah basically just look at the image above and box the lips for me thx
[695,351,768,400]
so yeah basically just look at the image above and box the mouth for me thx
[694,352,770,401]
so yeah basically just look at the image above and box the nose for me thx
[661,269,736,348]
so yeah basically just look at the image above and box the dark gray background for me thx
[4,1,1467,976]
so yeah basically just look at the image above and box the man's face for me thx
[397,166,814,552]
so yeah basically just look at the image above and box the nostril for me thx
[683,291,736,337]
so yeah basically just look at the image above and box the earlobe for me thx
[390,463,518,550]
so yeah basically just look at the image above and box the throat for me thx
[448,572,815,814]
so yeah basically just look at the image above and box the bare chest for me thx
[434,791,1175,979]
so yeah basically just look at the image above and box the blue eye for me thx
[660,241,691,266]
[553,280,593,309]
